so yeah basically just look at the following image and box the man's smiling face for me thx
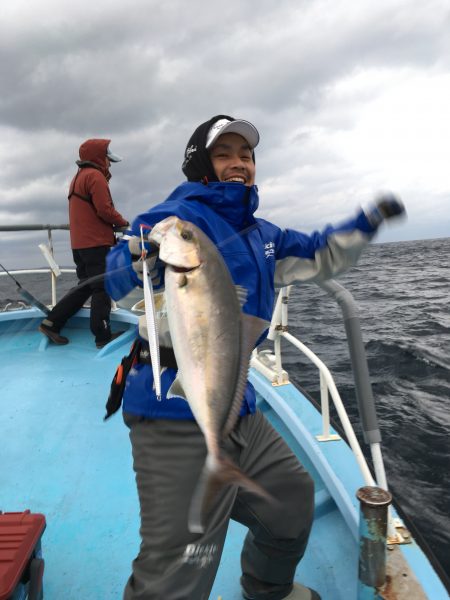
[209,132,256,187]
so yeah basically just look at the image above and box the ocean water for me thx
[283,237,450,580]
[1,237,449,580]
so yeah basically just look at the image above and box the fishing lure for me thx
[140,225,162,400]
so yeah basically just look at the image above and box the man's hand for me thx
[366,192,406,227]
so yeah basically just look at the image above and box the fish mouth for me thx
[170,265,197,273]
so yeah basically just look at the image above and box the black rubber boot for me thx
[39,323,69,345]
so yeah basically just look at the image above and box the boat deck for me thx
[0,309,378,599]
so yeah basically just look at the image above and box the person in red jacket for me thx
[39,138,128,348]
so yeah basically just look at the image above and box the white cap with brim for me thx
[106,146,122,162]
[205,118,260,150]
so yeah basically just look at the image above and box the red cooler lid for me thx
[0,510,46,600]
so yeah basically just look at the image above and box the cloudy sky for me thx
[1,0,449,269]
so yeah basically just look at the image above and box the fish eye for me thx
[181,229,193,241]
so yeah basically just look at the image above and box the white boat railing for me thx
[252,286,376,487]
[251,285,403,541]
[0,268,76,310]
[0,224,72,308]
[0,224,126,309]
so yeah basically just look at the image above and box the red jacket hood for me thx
[78,138,111,173]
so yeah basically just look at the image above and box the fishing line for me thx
[216,223,259,249]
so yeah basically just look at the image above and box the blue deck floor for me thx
[1,313,359,599]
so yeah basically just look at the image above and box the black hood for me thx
[182,114,255,183]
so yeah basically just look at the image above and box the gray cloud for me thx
[1,0,449,270]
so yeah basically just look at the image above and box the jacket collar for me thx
[75,160,111,181]
[167,181,259,228]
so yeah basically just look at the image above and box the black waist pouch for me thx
[104,340,141,420]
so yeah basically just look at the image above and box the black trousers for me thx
[46,246,112,344]
[122,410,315,600]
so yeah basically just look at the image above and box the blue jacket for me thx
[105,181,376,419]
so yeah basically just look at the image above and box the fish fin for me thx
[188,454,272,534]
[235,285,248,308]
[222,314,270,437]
[166,375,187,400]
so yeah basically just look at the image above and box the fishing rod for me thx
[0,262,50,315]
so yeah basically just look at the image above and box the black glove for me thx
[366,192,406,227]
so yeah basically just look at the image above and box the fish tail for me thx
[188,454,272,534]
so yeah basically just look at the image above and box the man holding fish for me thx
[105,115,405,600]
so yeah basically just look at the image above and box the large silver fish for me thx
[149,216,270,533]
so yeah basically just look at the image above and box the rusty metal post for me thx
[356,486,392,599]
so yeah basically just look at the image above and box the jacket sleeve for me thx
[89,172,128,227]
[273,209,377,287]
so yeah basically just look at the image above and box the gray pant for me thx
[123,410,314,600]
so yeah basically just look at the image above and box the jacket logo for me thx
[264,241,275,259]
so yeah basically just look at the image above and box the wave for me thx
[365,338,449,373]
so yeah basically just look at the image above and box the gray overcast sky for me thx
[1,0,449,269]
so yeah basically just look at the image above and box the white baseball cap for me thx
[205,118,260,150]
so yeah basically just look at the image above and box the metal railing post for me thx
[281,286,291,328]
[320,371,331,438]
[267,287,292,385]
[356,486,392,599]
[47,229,57,306]
[274,335,283,384]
